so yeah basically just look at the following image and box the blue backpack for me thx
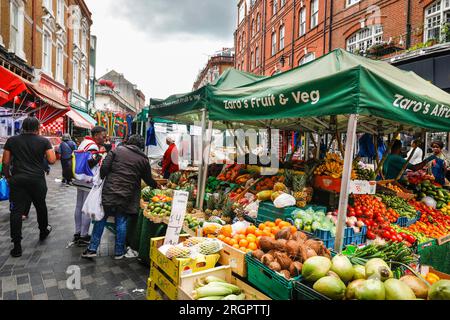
[72,142,98,183]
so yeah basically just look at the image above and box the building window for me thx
[43,30,52,75]
[73,60,79,93]
[424,0,450,42]
[80,66,86,97]
[251,19,255,37]
[57,0,64,26]
[73,12,80,47]
[238,2,245,24]
[255,46,260,66]
[346,0,361,7]
[273,0,278,16]
[300,53,315,65]
[81,27,87,54]
[281,0,286,8]
[279,25,285,50]
[346,25,384,53]
[9,0,25,58]
[256,13,261,33]
[242,32,246,51]
[251,51,255,69]
[271,32,277,55]
[43,0,53,14]
[311,0,319,28]
[56,44,64,83]
[299,8,306,36]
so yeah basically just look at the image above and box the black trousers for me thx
[9,175,48,243]
[61,158,73,182]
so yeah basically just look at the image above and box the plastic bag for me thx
[81,172,104,221]
[0,178,9,201]
[273,193,296,208]
[422,196,437,209]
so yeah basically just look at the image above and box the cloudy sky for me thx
[85,0,236,101]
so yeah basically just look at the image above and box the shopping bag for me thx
[0,178,9,201]
[73,151,96,183]
[82,172,104,221]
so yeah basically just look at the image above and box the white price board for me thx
[190,125,202,136]
[350,180,377,195]
[163,190,190,246]
[155,123,167,133]
[175,124,188,134]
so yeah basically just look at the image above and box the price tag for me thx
[190,125,202,136]
[163,190,190,246]
[350,180,377,195]
[155,123,167,133]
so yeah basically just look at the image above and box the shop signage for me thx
[164,190,189,246]
[350,180,377,195]
[39,75,68,102]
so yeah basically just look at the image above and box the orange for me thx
[271,227,280,235]
[246,234,257,241]
[224,237,231,245]
[237,229,246,235]
[246,249,253,253]
[266,222,276,228]
[233,244,240,249]
[221,225,233,238]
[258,223,266,231]
[248,242,258,250]
[229,239,238,246]
[217,234,225,241]
[290,226,297,234]
[239,247,247,252]
[275,218,282,226]
[255,229,263,237]
[239,239,249,248]
[238,234,246,240]
[263,229,272,237]
[270,234,275,239]
[246,226,257,235]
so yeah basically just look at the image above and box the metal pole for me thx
[199,121,213,211]
[304,133,309,160]
[196,109,207,209]
[334,114,358,253]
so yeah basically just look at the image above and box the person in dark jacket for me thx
[59,134,77,185]
[82,134,158,259]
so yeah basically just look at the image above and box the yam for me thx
[274,252,293,270]
[274,239,288,252]
[279,270,291,280]
[289,261,303,277]
[286,240,300,258]
[261,254,275,266]
[259,237,275,252]
[268,261,282,272]
[275,228,291,240]
[252,249,265,261]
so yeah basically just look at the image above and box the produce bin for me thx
[394,211,421,228]
[256,202,298,224]
[418,240,450,274]
[218,242,247,277]
[303,226,367,249]
[138,218,167,265]
[245,253,300,300]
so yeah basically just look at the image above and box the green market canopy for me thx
[207,49,450,133]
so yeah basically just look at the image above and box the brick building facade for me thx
[235,0,450,76]
[192,48,235,90]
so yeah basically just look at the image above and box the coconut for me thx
[274,239,288,252]
[304,239,323,254]
[285,240,300,258]
[313,276,346,300]
[292,231,308,242]
[268,261,281,272]
[306,247,317,258]
[330,254,354,283]
[345,279,365,300]
[352,265,366,280]
[400,275,429,299]
[297,244,309,262]
[259,237,275,252]
[301,256,332,282]
[275,228,291,240]
[252,249,265,261]
[289,261,303,277]
[261,254,275,266]
[428,280,450,300]
[279,270,291,280]
[365,258,393,281]
[384,278,416,300]
[274,252,292,270]
[355,279,386,300]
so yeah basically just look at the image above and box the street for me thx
[0,163,149,300]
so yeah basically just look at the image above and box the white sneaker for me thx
[125,247,139,258]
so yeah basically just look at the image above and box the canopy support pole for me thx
[196,109,207,209]
[199,120,213,211]
[334,114,358,253]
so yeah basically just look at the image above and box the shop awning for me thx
[0,66,28,106]
[66,109,96,129]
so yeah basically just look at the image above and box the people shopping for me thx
[82,135,157,260]
[59,134,77,185]
[428,141,448,186]
[2,117,56,257]
[161,135,179,179]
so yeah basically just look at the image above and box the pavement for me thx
[0,163,149,300]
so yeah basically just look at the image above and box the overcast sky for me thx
[85,0,236,102]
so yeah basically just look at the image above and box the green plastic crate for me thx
[245,252,300,300]
[256,202,303,224]
[138,218,167,266]
[294,280,331,300]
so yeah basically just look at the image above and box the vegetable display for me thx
[346,242,418,267]
[192,276,246,300]
[377,194,417,219]
[414,180,450,209]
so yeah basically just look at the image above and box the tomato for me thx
[367,231,376,240]
[396,234,403,241]
[382,231,391,239]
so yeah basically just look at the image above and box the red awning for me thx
[0,66,28,106]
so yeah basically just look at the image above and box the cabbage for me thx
[428,280,450,300]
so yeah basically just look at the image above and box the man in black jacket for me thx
[82,135,158,259]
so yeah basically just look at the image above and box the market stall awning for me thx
[148,68,267,122]
[207,49,450,133]
[66,109,95,129]
[0,66,28,106]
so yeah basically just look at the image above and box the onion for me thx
[356,221,365,228]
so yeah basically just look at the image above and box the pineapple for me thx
[183,237,207,247]
[293,174,307,192]
[205,195,215,217]
[186,201,194,213]
[220,200,234,224]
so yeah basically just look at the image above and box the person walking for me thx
[2,117,56,257]
[59,134,77,185]
[161,135,179,179]
[82,135,158,259]
[72,126,107,246]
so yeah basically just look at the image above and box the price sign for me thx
[350,180,377,195]
[155,123,167,133]
[163,190,189,246]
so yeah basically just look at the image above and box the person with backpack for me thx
[59,134,77,186]
[2,117,56,257]
[82,135,158,259]
[72,126,107,246]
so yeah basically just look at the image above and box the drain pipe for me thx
[262,0,267,74]
[406,0,412,49]
[328,0,334,52]
[32,0,37,66]
[291,0,296,67]
[323,0,328,55]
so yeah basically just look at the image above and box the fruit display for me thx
[217,224,262,253]
[378,194,417,219]
[314,153,357,180]
[217,164,244,182]
[162,238,222,260]
[301,255,433,300]
[192,276,246,300]
[439,202,450,215]
[385,183,404,193]
[407,200,450,239]
[355,164,376,181]
[391,225,430,244]
[406,170,435,185]
[184,214,204,230]
[145,201,173,218]
[254,229,332,280]
[414,180,450,209]
[254,176,285,192]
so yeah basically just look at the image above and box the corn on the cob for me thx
[192,285,233,299]
[198,296,225,300]
[222,293,246,300]
[204,276,227,284]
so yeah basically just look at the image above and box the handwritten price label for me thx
[163,190,189,246]
[350,180,376,195]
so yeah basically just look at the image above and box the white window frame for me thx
[42,28,53,76]
[300,53,315,65]
[73,60,79,94]
[56,43,64,83]
[346,25,384,53]
[43,0,53,15]
[73,12,81,47]
[281,0,286,8]
[424,0,450,42]
[81,26,87,54]
[251,51,255,70]
[256,13,261,33]
[9,0,26,61]
[57,0,65,27]
[279,25,285,50]
[271,32,277,56]
[299,8,306,36]
[311,0,319,29]
[80,66,86,98]
[273,0,278,16]
[346,0,361,7]
[238,2,245,25]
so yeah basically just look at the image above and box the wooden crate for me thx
[150,262,180,300]
[377,180,415,200]
[218,242,247,277]
[177,266,271,300]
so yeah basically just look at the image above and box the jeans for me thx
[9,175,49,243]
[88,210,128,256]
[74,189,91,237]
